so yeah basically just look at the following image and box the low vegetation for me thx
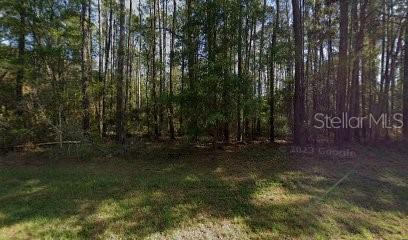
[0,143,406,239]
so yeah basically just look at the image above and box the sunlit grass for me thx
[0,143,406,239]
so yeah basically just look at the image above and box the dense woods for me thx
[1,0,407,147]
[1,2,408,238]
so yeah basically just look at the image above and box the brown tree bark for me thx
[125,0,133,114]
[152,0,159,138]
[168,0,176,140]
[158,0,164,136]
[116,0,126,143]
[403,21,408,138]
[256,0,267,137]
[97,0,103,137]
[237,0,243,142]
[186,0,198,141]
[292,0,305,145]
[269,0,280,142]
[350,0,368,142]
[101,0,113,137]
[336,0,349,143]
[81,0,91,135]
[16,2,26,117]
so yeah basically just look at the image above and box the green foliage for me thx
[1,0,406,144]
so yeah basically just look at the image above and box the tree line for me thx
[0,0,407,147]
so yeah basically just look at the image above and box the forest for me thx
[0,0,406,146]
[0,0,407,239]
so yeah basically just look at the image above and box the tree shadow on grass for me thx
[0,143,406,239]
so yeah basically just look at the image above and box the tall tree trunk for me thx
[380,3,394,138]
[256,0,267,137]
[16,2,26,116]
[237,0,243,142]
[180,45,185,132]
[151,0,160,139]
[336,0,349,143]
[168,0,176,140]
[269,0,280,142]
[403,21,408,139]
[101,1,113,137]
[382,24,403,138]
[97,0,103,137]
[380,0,386,97]
[81,0,91,135]
[152,0,159,138]
[125,0,133,115]
[162,0,168,136]
[350,0,367,142]
[116,0,126,143]
[158,0,164,136]
[367,32,376,140]
[222,12,230,143]
[108,20,116,127]
[292,0,305,145]
[137,0,142,113]
[326,10,334,139]
[186,0,198,140]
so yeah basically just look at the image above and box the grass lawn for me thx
[0,142,407,239]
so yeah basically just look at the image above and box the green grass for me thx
[0,143,407,239]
